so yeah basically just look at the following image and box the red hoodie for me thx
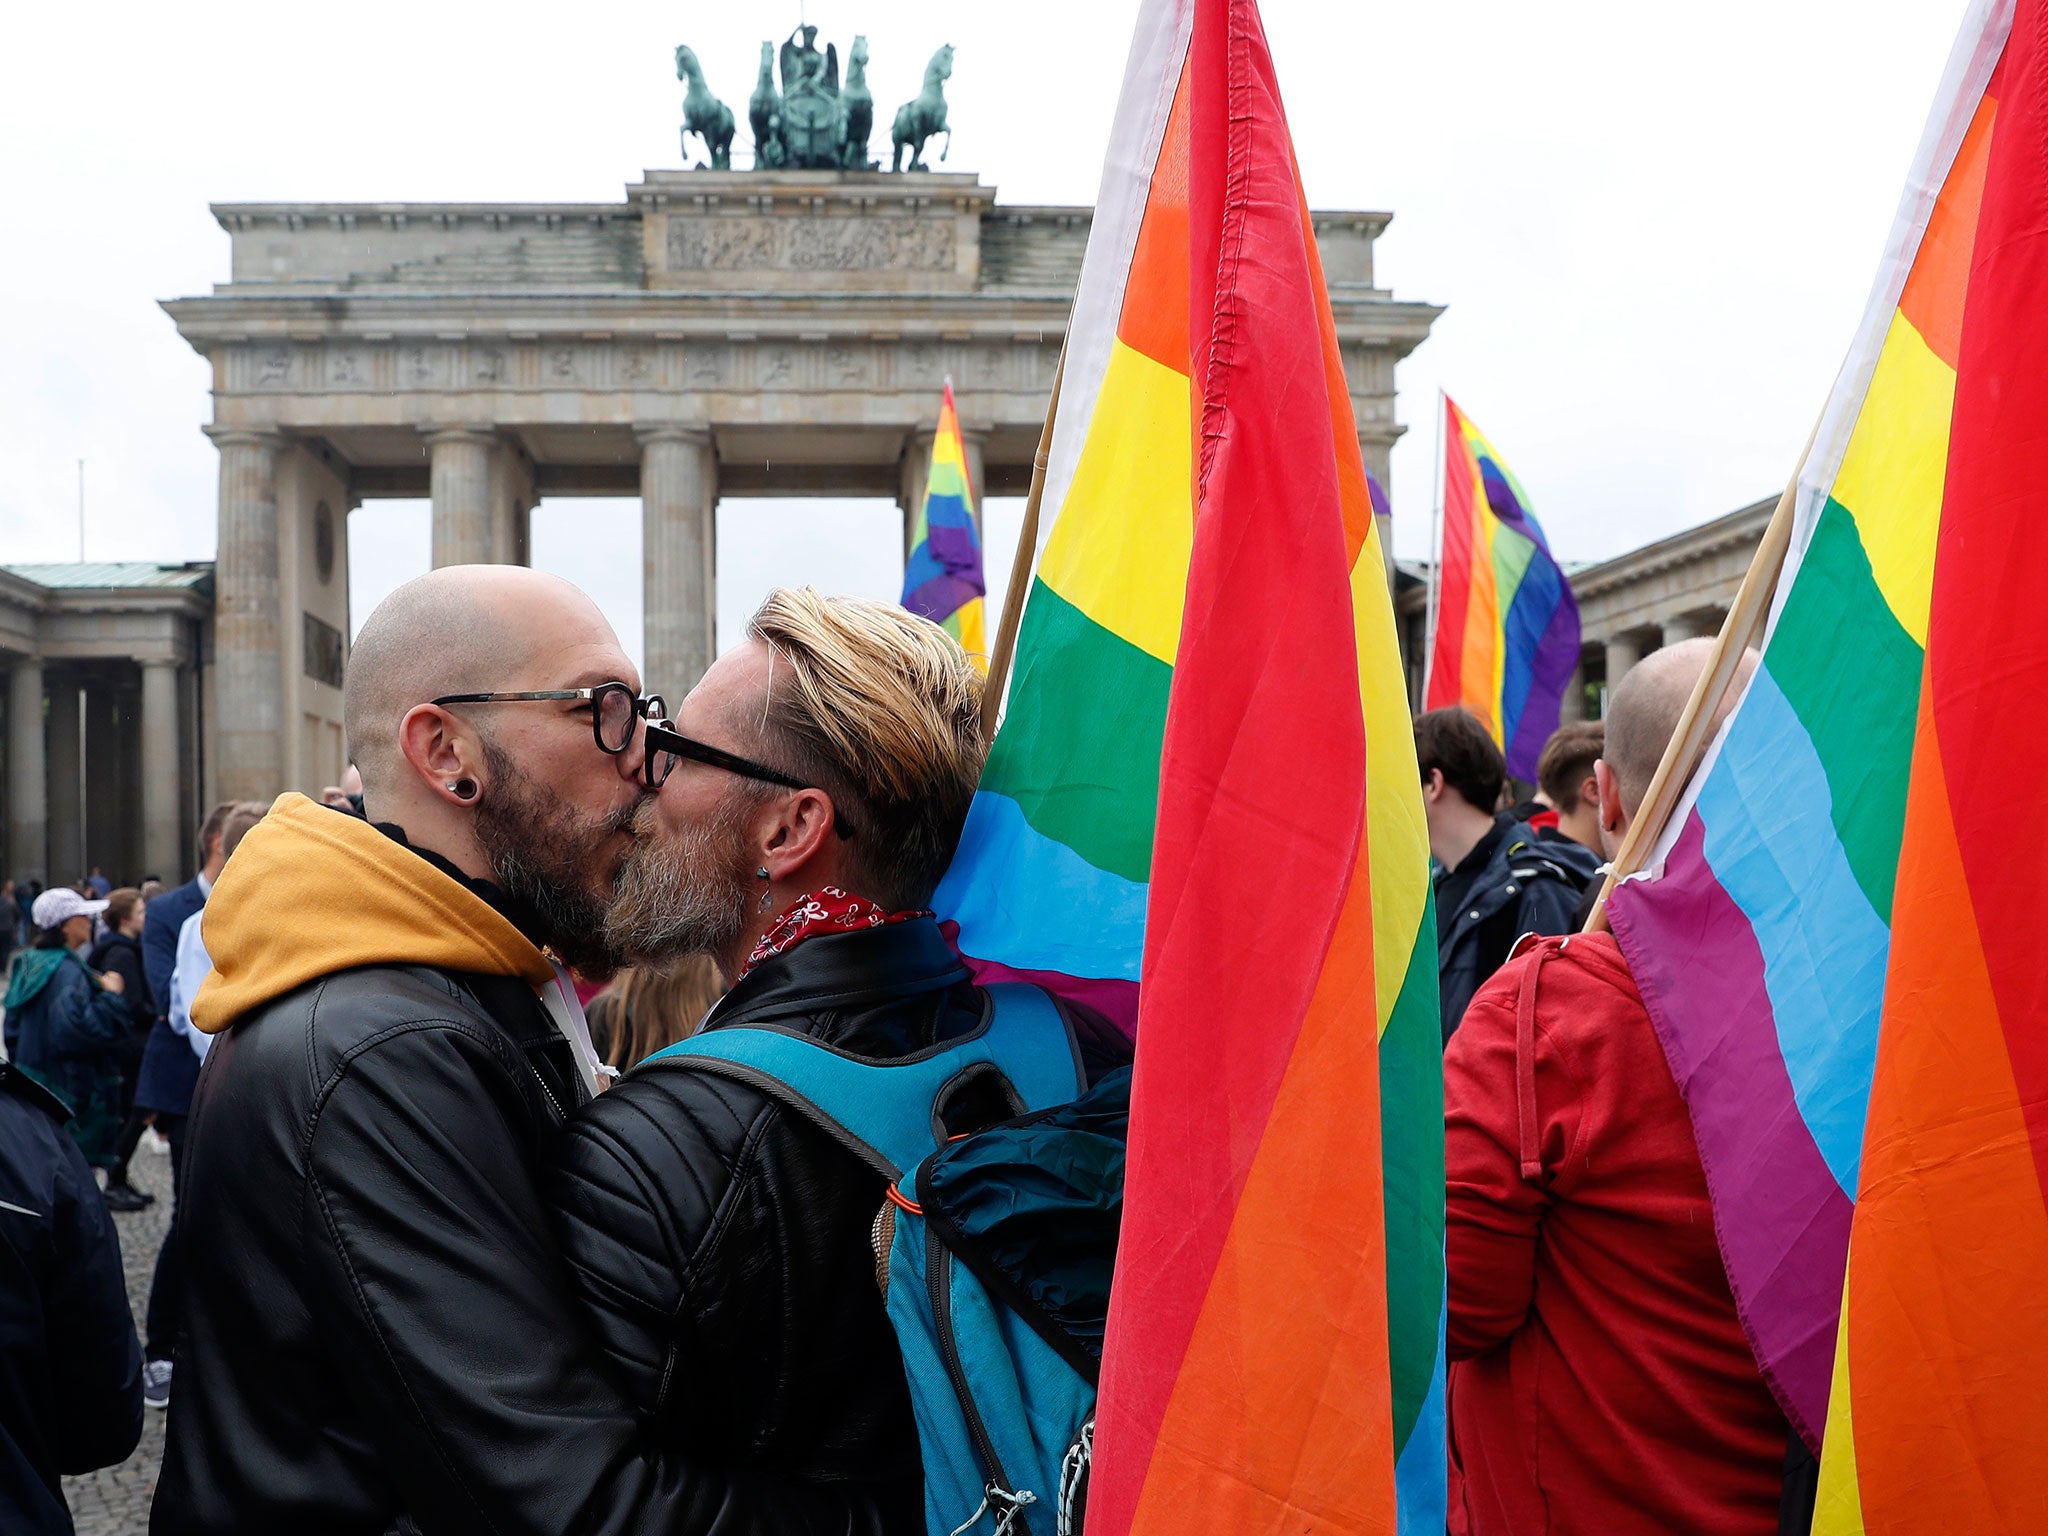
[1443,932,1788,1536]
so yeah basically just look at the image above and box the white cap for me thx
[31,888,108,931]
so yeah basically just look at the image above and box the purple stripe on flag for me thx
[1608,811,1853,1449]
[905,574,982,623]
[925,523,985,578]
[939,921,1140,1036]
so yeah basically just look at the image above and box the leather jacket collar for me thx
[707,916,969,1041]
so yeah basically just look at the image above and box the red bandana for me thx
[741,887,931,977]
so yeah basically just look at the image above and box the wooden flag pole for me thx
[1583,435,1811,932]
[979,343,1067,744]
[1421,388,1447,705]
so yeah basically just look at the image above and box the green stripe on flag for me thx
[1490,525,1537,615]
[982,579,1171,884]
[1379,897,1444,1447]
[1767,498,1924,920]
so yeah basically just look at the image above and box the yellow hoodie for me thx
[192,793,557,1034]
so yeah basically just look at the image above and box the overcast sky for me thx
[0,0,1970,668]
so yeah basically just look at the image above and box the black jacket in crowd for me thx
[85,931,154,1054]
[547,916,1132,1525]
[0,1062,142,1535]
[1435,815,1600,1038]
[151,803,890,1536]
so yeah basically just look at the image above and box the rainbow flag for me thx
[935,0,1442,1529]
[901,383,988,667]
[1424,399,1579,778]
[1607,2,2048,1524]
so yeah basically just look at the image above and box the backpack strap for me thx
[643,983,1085,1180]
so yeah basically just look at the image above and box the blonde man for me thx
[547,589,1130,1522]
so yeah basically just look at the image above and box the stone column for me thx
[83,684,122,880]
[1604,634,1644,693]
[1558,661,1588,723]
[426,427,496,568]
[141,660,182,884]
[488,443,534,567]
[1661,612,1706,644]
[900,429,936,557]
[6,659,46,884]
[638,427,717,703]
[210,428,286,803]
[46,680,82,886]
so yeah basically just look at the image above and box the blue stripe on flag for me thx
[1694,664,1888,1196]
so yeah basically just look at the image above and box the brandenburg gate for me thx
[165,169,1441,802]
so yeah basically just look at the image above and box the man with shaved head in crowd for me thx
[153,567,888,1535]
[1442,638,1791,1536]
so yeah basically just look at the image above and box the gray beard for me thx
[604,790,760,966]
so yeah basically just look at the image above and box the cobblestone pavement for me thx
[62,1138,172,1535]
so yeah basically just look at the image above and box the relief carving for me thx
[547,345,580,383]
[255,348,292,387]
[472,347,508,384]
[666,214,955,272]
[759,345,796,386]
[685,346,727,386]
[327,348,366,387]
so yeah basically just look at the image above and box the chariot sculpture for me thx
[671,28,953,173]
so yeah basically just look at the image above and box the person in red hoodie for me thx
[1444,638,1792,1536]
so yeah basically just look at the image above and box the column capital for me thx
[203,425,287,453]
[419,423,500,448]
[635,423,713,449]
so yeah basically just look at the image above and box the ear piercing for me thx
[756,866,770,879]
[448,778,479,801]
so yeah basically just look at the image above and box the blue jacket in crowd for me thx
[135,875,206,1118]
[2,950,131,1167]
[0,1061,143,1534]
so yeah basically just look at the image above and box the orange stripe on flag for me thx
[1117,68,1193,373]
[1898,93,1996,371]
[1838,692,2048,1531]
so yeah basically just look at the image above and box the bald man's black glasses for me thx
[430,684,666,757]
[641,722,856,838]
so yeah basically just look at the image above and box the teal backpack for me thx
[648,983,1128,1536]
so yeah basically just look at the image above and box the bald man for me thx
[1441,640,1790,1536]
[153,568,883,1536]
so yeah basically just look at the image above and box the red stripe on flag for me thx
[1427,398,1477,710]
[1090,0,1392,1528]
[1927,18,2048,1198]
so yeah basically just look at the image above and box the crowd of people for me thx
[0,563,1802,1535]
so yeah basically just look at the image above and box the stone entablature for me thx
[166,169,1442,801]
[1572,496,1773,649]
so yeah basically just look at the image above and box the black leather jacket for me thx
[547,918,1132,1527]
[153,946,891,1535]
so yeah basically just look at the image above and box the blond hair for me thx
[744,588,986,908]
[588,956,726,1070]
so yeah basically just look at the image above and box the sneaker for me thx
[142,1359,172,1411]
[103,1181,154,1212]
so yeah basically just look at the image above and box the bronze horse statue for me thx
[891,44,953,172]
[840,35,874,169]
[749,40,784,168]
[674,45,734,169]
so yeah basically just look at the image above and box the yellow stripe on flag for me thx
[1037,338,1195,665]
[1353,520,1430,1032]
[1829,311,1956,648]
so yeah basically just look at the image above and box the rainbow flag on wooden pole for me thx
[936,0,1443,1529]
[901,382,989,668]
[1424,397,1579,778]
[1603,0,2048,1525]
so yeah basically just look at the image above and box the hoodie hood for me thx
[3,948,69,1012]
[192,793,556,1033]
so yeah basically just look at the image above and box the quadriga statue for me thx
[673,45,734,169]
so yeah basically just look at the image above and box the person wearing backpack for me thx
[550,590,1131,1533]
